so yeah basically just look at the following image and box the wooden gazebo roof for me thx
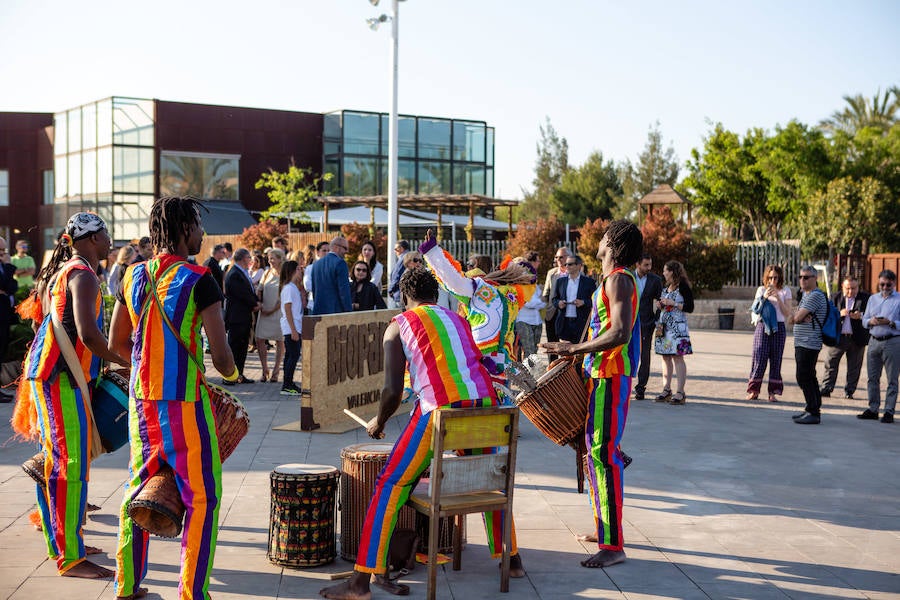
[312,194,518,241]
[637,184,693,228]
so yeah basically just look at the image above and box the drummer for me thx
[417,228,536,401]
[109,196,237,600]
[541,219,643,569]
[320,268,525,600]
[13,213,129,579]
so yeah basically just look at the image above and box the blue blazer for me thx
[551,274,597,339]
[310,252,352,315]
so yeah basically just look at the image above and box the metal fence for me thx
[733,240,802,287]
[410,239,578,268]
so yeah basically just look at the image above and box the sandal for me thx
[745,393,759,401]
[269,373,279,383]
[768,394,778,402]
[654,389,672,403]
[668,392,686,405]
[262,371,270,382]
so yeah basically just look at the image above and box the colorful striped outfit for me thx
[355,304,518,573]
[23,259,102,574]
[422,246,533,397]
[581,267,639,551]
[115,256,222,600]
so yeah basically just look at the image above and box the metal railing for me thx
[733,240,802,287]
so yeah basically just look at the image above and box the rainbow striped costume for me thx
[355,304,518,574]
[115,255,221,600]
[23,258,102,574]
[581,267,639,551]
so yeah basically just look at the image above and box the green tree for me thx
[256,161,333,223]
[614,122,680,219]
[517,117,569,221]
[550,151,621,225]
[820,87,900,136]
[684,121,833,241]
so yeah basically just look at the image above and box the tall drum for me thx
[339,443,458,561]
[267,464,340,568]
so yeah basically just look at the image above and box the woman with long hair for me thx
[359,240,384,290]
[106,245,135,297]
[746,264,792,402]
[279,260,305,395]
[653,260,694,405]
[351,260,387,311]
[255,248,285,382]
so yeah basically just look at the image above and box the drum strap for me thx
[50,299,105,461]
[139,261,214,392]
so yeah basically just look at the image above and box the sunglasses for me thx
[879,282,895,287]
[565,262,578,266]
[354,267,369,272]
[409,258,422,263]
[798,275,813,280]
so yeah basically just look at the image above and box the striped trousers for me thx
[747,322,787,396]
[31,374,91,574]
[115,397,221,600]
[585,375,631,551]
[355,397,518,574]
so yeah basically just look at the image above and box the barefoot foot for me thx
[575,532,599,543]
[62,560,114,579]
[581,549,626,568]
[85,545,103,556]
[320,572,372,600]
[509,553,525,578]
[117,587,148,599]
[372,574,410,596]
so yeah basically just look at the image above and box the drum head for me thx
[537,360,570,384]
[274,463,338,476]
[340,443,395,459]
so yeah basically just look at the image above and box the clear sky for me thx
[2,0,898,201]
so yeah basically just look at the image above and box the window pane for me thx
[97,100,113,147]
[82,103,96,149]
[487,128,495,166]
[324,113,342,156]
[115,147,155,194]
[55,157,67,198]
[486,168,494,197]
[43,170,55,204]
[97,147,112,193]
[324,158,340,194]
[453,121,485,162]
[418,161,450,194]
[452,165,485,194]
[54,112,67,156]
[68,109,81,153]
[380,115,416,158]
[0,170,8,206]
[379,159,415,195]
[343,157,378,195]
[68,152,81,197]
[343,112,380,155]
[417,118,450,160]
[82,149,97,194]
[113,98,154,146]
[159,153,237,200]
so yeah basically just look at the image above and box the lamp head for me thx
[366,13,389,30]
[369,0,379,5]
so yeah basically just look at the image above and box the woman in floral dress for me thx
[653,260,694,404]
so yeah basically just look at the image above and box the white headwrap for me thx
[66,212,107,241]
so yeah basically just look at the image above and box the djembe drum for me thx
[128,383,249,537]
[514,358,588,446]
[267,464,340,567]
[339,443,458,561]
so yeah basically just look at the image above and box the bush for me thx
[340,223,387,268]
[576,217,610,276]
[685,241,742,293]
[640,206,690,271]
[237,220,288,252]
[507,217,565,281]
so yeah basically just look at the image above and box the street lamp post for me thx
[368,0,403,279]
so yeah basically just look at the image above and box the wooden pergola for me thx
[313,194,519,242]
[637,184,693,229]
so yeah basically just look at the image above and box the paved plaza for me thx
[0,329,898,599]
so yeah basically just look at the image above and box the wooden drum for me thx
[128,384,249,537]
[267,464,340,568]
[515,358,588,446]
[339,443,457,561]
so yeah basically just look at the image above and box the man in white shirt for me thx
[859,269,900,423]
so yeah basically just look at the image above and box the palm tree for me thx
[820,86,900,136]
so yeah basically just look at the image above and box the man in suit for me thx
[820,276,870,399]
[0,237,17,402]
[541,247,571,361]
[204,244,226,290]
[224,247,260,384]
[552,254,596,343]
[633,253,664,400]
[311,236,352,315]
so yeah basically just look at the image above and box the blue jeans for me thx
[283,335,301,388]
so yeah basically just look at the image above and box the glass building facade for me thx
[323,110,494,197]
[53,97,155,242]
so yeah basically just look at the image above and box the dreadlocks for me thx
[483,262,536,286]
[604,220,643,268]
[33,230,73,298]
[149,196,206,254]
